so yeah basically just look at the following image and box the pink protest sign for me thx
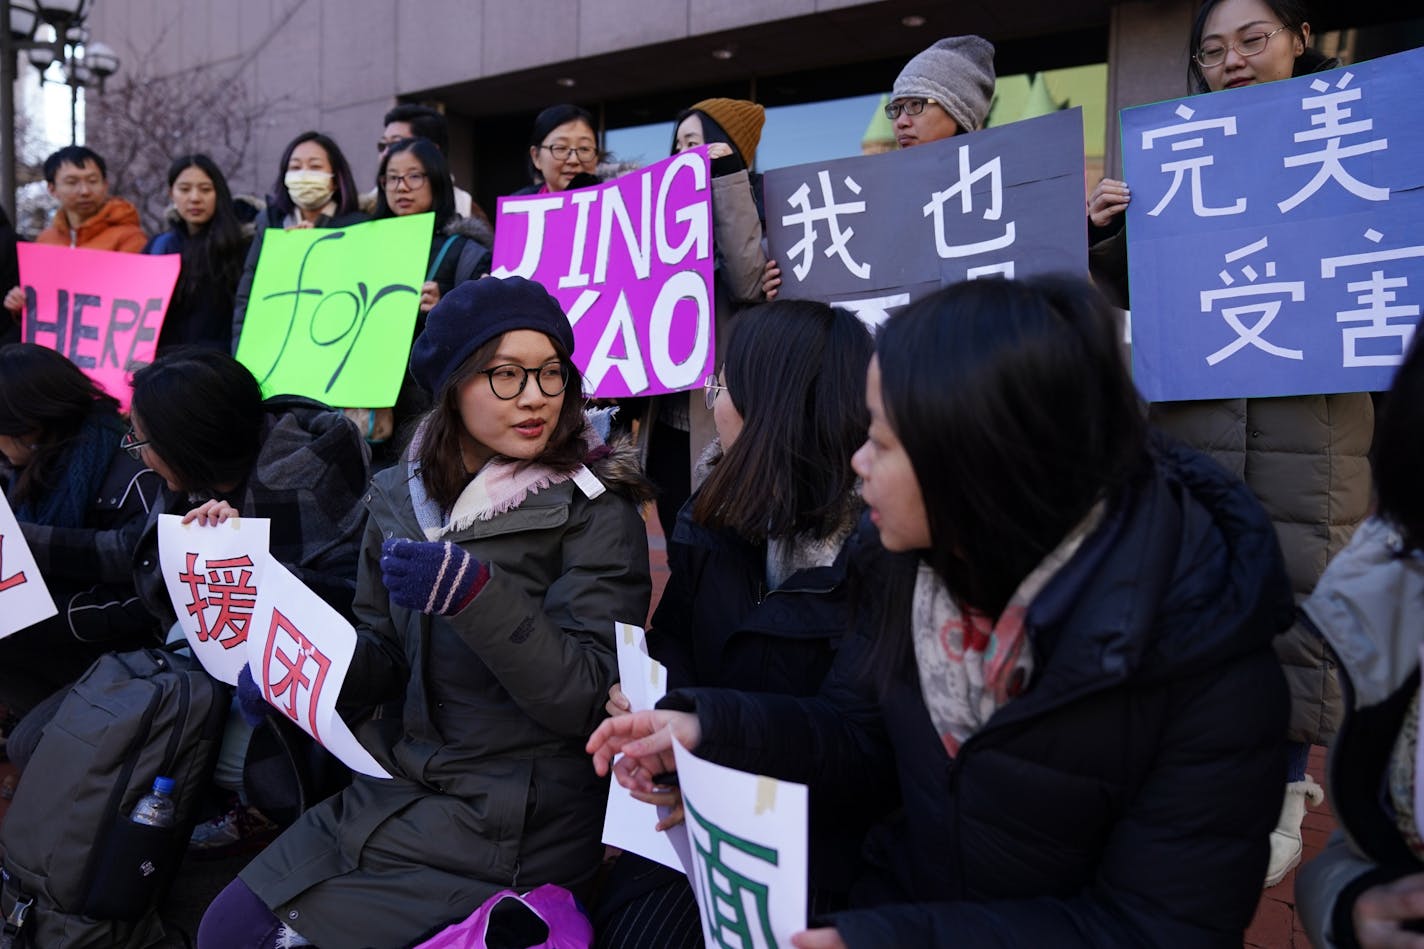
[18,243,181,409]
[492,148,716,398]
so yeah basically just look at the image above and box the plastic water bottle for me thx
[130,776,177,828]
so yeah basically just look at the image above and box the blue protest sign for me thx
[1122,46,1424,402]
[763,108,1087,327]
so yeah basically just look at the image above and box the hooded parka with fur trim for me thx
[238,439,652,948]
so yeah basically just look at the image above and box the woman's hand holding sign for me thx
[587,708,700,792]
[183,499,240,526]
[1087,177,1131,229]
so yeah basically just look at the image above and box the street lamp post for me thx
[0,0,115,222]
[0,1,47,223]
[75,39,115,141]
[30,26,118,145]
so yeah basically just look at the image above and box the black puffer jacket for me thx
[668,437,1294,947]
[649,499,851,696]
[17,444,161,591]
[645,495,865,893]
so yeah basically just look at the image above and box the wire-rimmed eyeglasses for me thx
[119,428,150,460]
[1193,26,1289,67]
[703,374,727,411]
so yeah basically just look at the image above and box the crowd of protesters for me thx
[0,1,1421,946]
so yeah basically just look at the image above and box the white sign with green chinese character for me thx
[674,735,808,949]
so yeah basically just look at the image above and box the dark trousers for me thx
[198,877,293,949]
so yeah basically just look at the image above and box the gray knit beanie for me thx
[891,35,996,133]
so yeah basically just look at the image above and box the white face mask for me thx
[283,169,335,210]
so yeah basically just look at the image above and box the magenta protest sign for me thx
[19,243,180,410]
[491,149,716,398]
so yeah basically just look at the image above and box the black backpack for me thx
[0,648,227,948]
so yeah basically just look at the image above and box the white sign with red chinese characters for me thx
[158,514,271,685]
[248,558,392,779]
[0,490,58,638]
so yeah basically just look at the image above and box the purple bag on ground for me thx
[412,884,593,949]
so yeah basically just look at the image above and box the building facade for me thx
[85,0,1410,216]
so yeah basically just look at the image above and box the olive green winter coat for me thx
[240,444,652,948]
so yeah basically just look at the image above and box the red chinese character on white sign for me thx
[178,552,258,649]
[0,534,28,593]
[261,608,332,742]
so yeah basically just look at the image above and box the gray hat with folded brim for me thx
[892,35,997,133]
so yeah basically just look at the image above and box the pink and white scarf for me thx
[912,502,1105,757]
[406,422,606,539]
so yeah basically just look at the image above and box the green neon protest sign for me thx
[235,213,433,406]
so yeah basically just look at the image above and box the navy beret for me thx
[409,276,576,394]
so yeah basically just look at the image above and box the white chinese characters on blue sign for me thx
[1123,47,1422,401]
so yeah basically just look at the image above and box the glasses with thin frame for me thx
[480,362,570,400]
[884,97,938,120]
[120,428,150,460]
[380,171,428,191]
[1194,26,1289,67]
[539,144,598,163]
[703,374,727,411]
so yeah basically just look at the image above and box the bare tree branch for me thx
[85,33,272,234]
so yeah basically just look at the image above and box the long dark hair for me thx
[1374,334,1424,552]
[373,137,457,231]
[269,131,360,218]
[1187,0,1322,93]
[130,347,264,494]
[166,154,245,310]
[866,277,1149,675]
[693,301,871,542]
[0,343,119,504]
[417,333,587,512]
[525,104,598,184]
[669,109,746,174]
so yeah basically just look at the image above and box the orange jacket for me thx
[37,196,146,252]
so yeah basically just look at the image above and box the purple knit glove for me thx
[380,538,490,616]
[236,663,270,726]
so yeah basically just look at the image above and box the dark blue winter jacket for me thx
[647,497,867,893]
[664,436,1294,947]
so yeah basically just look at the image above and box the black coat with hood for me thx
[634,493,867,898]
[131,395,370,626]
[422,215,493,306]
[648,496,852,698]
[142,196,262,353]
[664,437,1294,947]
